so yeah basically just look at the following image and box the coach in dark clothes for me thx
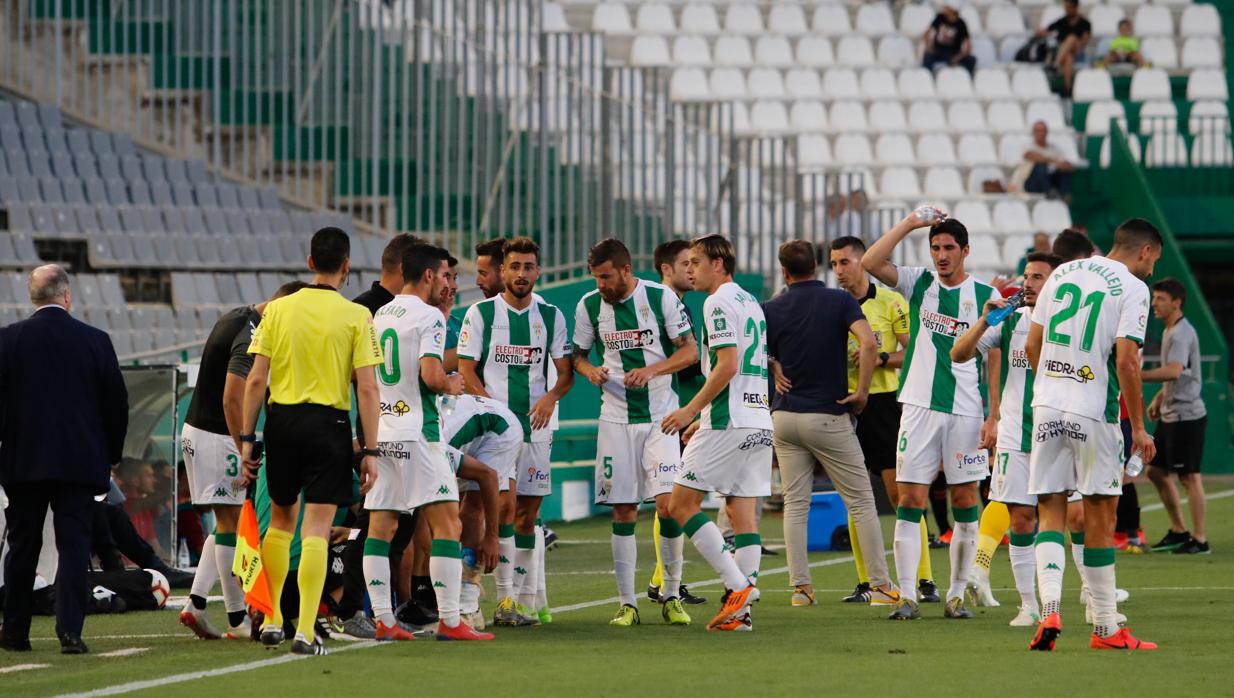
[0,265,128,654]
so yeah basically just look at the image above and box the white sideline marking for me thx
[1140,487,1234,511]
[0,663,49,673]
[32,634,188,641]
[98,647,150,658]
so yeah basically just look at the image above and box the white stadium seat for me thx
[974,69,1012,99]
[1181,5,1222,38]
[1145,133,1188,167]
[968,165,1007,193]
[1182,38,1223,70]
[998,133,1032,166]
[748,68,787,100]
[1084,100,1127,137]
[992,200,1033,235]
[985,4,1027,37]
[951,200,993,234]
[830,101,869,132]
[591,3,631,34]
[1137,100,1178,136]
[833,134,873,164]
[958,133,998,166]
[935,67,974,99]
[750,101,790,133]
[1134,6,1173,37]
[959,5,984,34]
[680,4,720,35]
[855,3,896,35]
[543,3,569,32]
[1089,5,1124,36]
[791,101,828,132]
[755,36,795,67]
[1098,133,1141,168]
[898,68,937,100]
[869,101,908,131]
[709,68,747,100]
[796,37,835,68]
[1011,70,1052,99]
[670,68,709,100]
[917,132,958,164]
[797,134,832,169]
[714,36,753,67]
[924,166,966,199]
[1037,4,1065,31]
[971,36,997,68]
[1129,68,1171,102]
[876,134,916,165]
[877,35,917,69]
[948,100,987,132]
[636,3,676,33]
[812,5,853,36]
[823,68,862,99]
[1187,69,1228,101]
[836,36,877,67]
[1192,133,1234,167]
[1032,199,1072,232]
[730,102,752,135]
[966,236,1003,271]
[673,36,711,66]
[1189,101,1231,136]
[768,4,808,36]
[1072,69,1114,102]
[785,70,824,99]
[1141,37,1179,70]
[880,166,921,198]
[899,4,935,36]
[630,36,670,66]
[860,68,899,99]
[1025,99,1066,130]
[987,101,1026,134]
[908,101,948,133]
[724,4,764,35]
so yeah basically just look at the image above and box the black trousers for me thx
[337,510,416,618]
[92,502,162,572]
[2,481,96,640]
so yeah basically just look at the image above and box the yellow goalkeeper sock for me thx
[650,515,665,589]
[296,536,328,643]
[975,500,1010,574]
[260,527,293,629]
[849,515,869,584]
[917,515,933,582]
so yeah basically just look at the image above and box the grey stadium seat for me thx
[181,208,207,235]
[26,154,51,179]
[95,205,123,234]
[131,233,159,266]
[246,210,273,236]
[153,234,177,266]
[170,273,199,307]
[89,131,113,155]
[83,178,108,205]
[215,237,241,267]
[104,178,128,204]
[6,203,33,233]
[62,178,85,205]
[109,330,134,357]
[171,183,196,207]
[119,207,144,233]
[142,157,166,183]
[139,207,163,234]
[214,272,241,304]
[39,178,64,204]
[195,237,223,267]
[216,184,240,210]
[75,206,101,235]
[236,273,262,301]
[278,235,304,266]
[111,133,135,157]
[235,237,261,270]
[267,210,293,235]
[108,307,133,331]
[192,272,221,306]
[37,104,61,129]
[149,180,173,206]
[67,130,90,154]
[194,183,218,208]
[107,235,137,266]
[164,159,188,184]
[75,274,102,307]
[174,307,198,330]
[186,160,211,185]
[17,178,40,202]
[257,272,283,299]
[97,154,121,180]
[259,187,282,210]
[0,175,18,203]
[173,235,202,268]
[202,208,227,235]
[224,210,250,235]
[51,152,75,178]
[12,233,39,264]
[120,156,142,181]
[128,179,152,206]
[84,306,110,329]
[238,186,261,210]
[160,207,187,234]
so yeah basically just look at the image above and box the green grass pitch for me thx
[4,480,1232,697]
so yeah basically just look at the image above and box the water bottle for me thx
[1125,453,1144,478]
[440,394,456,417]
[913,205,946,225]
[987,289,1026,327]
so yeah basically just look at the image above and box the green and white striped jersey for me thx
[894,265,996,418]
[1030,255,1149,424]
[457,294,570,442]
[700,282,773,431]
[573,279,692,424]
[441,394,522,451]
[373,294,448,442]
[978,307,1033,452]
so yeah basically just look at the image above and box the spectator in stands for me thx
[922,5,976,75]
[1104,20,1145,68]
[1037,0,1091,97]
[838,190,872,239]
[1018,121,1075,201]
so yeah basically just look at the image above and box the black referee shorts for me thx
[264,403,356,507]
[1150,416,1207,476]
[855,391,901,473]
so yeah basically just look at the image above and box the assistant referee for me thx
[240,226,384,657]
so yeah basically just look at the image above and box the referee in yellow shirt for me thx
[240,226,384,656]
[829,236,939,605]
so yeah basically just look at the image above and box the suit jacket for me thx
[0,306,128,494]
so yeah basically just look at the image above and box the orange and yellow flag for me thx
[232,499,274,616]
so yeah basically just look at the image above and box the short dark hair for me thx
[1052,229,1094,262]
[503,236,539,262]
[1025,252,1062,269]
[691,234,736,276]
[273,280,309,300]
[403,244,450,284]
[1151,277,1186,309]
[310,227,350,273]
[447,253,459,268]
[588,237,632,269]
[779,240,817,279]
[381,234,423,273]
[830,235,867,254]
[475,238,506,266]
[1112,217,1163,251]
[654,239,691,275]
[1118,19,1130,27]
[929,218,969,248]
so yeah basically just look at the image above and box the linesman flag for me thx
[232,498,274,616]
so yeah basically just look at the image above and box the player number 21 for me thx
[1046,283,1104,352]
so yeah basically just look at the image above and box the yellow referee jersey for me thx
[248,286,383,411]
[846,283,909,395]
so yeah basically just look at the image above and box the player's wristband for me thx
[878,352,890,368]
[240,433,257,444]
[360,447,381,458]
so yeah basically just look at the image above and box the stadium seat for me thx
[855,3,895,35]
[1144,133,1188,167]
[830,101,868,132]
[1141,37,1179,70]
[630,36,670,66]
[1191,133,1234,167]
[796,134,832,169]
[724,4,764,35]
[1089,5,1124,36]
[750,101,789,133]
[543,2,569,32]
[951,200,993,234]
[790,101,828,132]
[968,165,1006,193]
[876,134,915,165]
[923,166,966,199]
[947,100,987,132]
[1182,38,1223,70]
[1084,100,1127,137]
[768,5,808,36]
[636,3,675,33]
[812,5,853,36]
[823,69,861,99]
[1180,4,1222,38]
[796,37,835,68]
[869,101,908,132]
[971,36,997,68]
[680,4,720,35]
[714,37,753,67]
[1188,101,1231,136]
[880,166,921,198]
[1129,68,1171,102]
[898,68,937,100]
[1072,69,1114,102]
[908,101,947,133]
[591,3,631,33]
[957,133,998,165]
[987,100,1026,134]
[965,235,1002,271]
[917,132,958,164]
[974,69,1012,99]
[877,36,916,68]
[958,5,984,35]
[934,67,974,99]
[1133,6,1173,37]
[1187,69,1228,101]
[755,37,795,67]
[860,68,898,99]
[1138,100,1178,136]
[672,36,711,66]
[785,70,823,100]
[709,68,747,100]
[833,134,873,164]
[985,4,1026,37]
[1032,199,1072,231]
[1025,99,1066,130]
[836,36,877,67]
[748,69,786,100]
[1098,133,1140,168]
[992,199,1032,235]
[899,4,934,36]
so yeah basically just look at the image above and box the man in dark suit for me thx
[0,265,128,654]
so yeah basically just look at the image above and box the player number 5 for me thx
[602,455,613,479]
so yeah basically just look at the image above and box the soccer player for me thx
[573,238,699,627]
[662,234,771,633]
[179,281,306,640]
[952,252,1061,626]
[862,210,997,621]
[368,242,494,641]
[829,236,940,606]
[475,238,506,299]
[1026,218,1161,651]
[646,239,706,607]
[458,237,574,625]
[241,227,383,656]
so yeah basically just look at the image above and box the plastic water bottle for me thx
[913,205,946,225]
[440,394,456,417]
[987,289,1026,327]
[1125,453,1144,478]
